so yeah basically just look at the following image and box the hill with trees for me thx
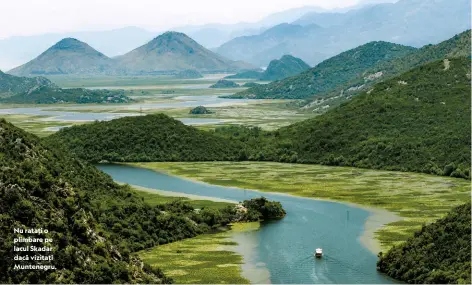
[260,57,471,178]
[225,55,310,81]
[209,79,240,88]
[260,55,310,81]
[301,30,471,111]
[229,41,416,99]
[0,118,286,283]
[0,70,132,104]
[45,114,244,163]
[377,203,471,284]
[0,70,56,98]
[0,119,169,283]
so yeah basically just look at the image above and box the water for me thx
[0,95,245,124]
[98,164,397,284]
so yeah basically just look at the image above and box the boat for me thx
[314,248,323,258]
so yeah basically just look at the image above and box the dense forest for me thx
[48,58,471,180]
[260,57,471,179]
[377,203,471,284]
[0,118,285,283]
[45,114,245,163]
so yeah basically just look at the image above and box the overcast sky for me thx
[0,0,373,39]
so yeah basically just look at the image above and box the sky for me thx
[0,0,372,39]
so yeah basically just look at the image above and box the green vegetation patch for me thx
[139,223,261,284]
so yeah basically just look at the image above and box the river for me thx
[98,164,397,284]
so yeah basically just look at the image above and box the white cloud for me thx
[0,0,362,38]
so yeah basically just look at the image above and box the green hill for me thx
[0,70,133,104]
[260,55,310,81]
[301,30,472,111]
[0,119,169,283]
[230,41,416,99]
[0,70,56,98]
[45,114,244,163]
[377,203,471,284]
[209,79,240,88]
[8,38,117,76]
[265,57,471,178]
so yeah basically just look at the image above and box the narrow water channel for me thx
[98,164,397,284]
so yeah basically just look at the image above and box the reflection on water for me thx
[98,164,397,284]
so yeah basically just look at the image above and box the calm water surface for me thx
[98,164,397,284]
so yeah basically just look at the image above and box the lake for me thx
[98,164,397,284]
[0,95,244,125]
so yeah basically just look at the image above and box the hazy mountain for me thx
[216,23,323,67]
[8,38,116,76]
[216,0,470,66]
[173,6,327,48]
[0,27,154,70]
[115,31,254,74]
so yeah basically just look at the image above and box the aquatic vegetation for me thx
[138,223,261,284]
[131,161,470,252]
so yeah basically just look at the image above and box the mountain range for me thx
[215,0,471,66]
[230,30,471,104]
[115,32,254,74]
[8,32,255,76]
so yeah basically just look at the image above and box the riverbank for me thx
[138,223,262,284]
[128,161,470,253]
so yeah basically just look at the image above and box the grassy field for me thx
[130,162,471,252]
[139,222,260,284]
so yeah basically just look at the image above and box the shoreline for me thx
[120,164,403,255]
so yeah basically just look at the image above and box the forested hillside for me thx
[230,41,416,99]
[377,203,471,284]
[265,57,471,178]
[0,118,285,283]
[0,119,169,283]
[46,114,244,163]
[301,30,472,110]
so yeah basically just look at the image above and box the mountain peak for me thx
[51,38,88,50]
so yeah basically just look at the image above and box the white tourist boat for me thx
[314,248,323,258]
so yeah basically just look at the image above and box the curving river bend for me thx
[98,164,397,284]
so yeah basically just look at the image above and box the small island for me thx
[174,69,204,79]
[189,106,213,115]
[243,82,261,87]
[209,79,240,88]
